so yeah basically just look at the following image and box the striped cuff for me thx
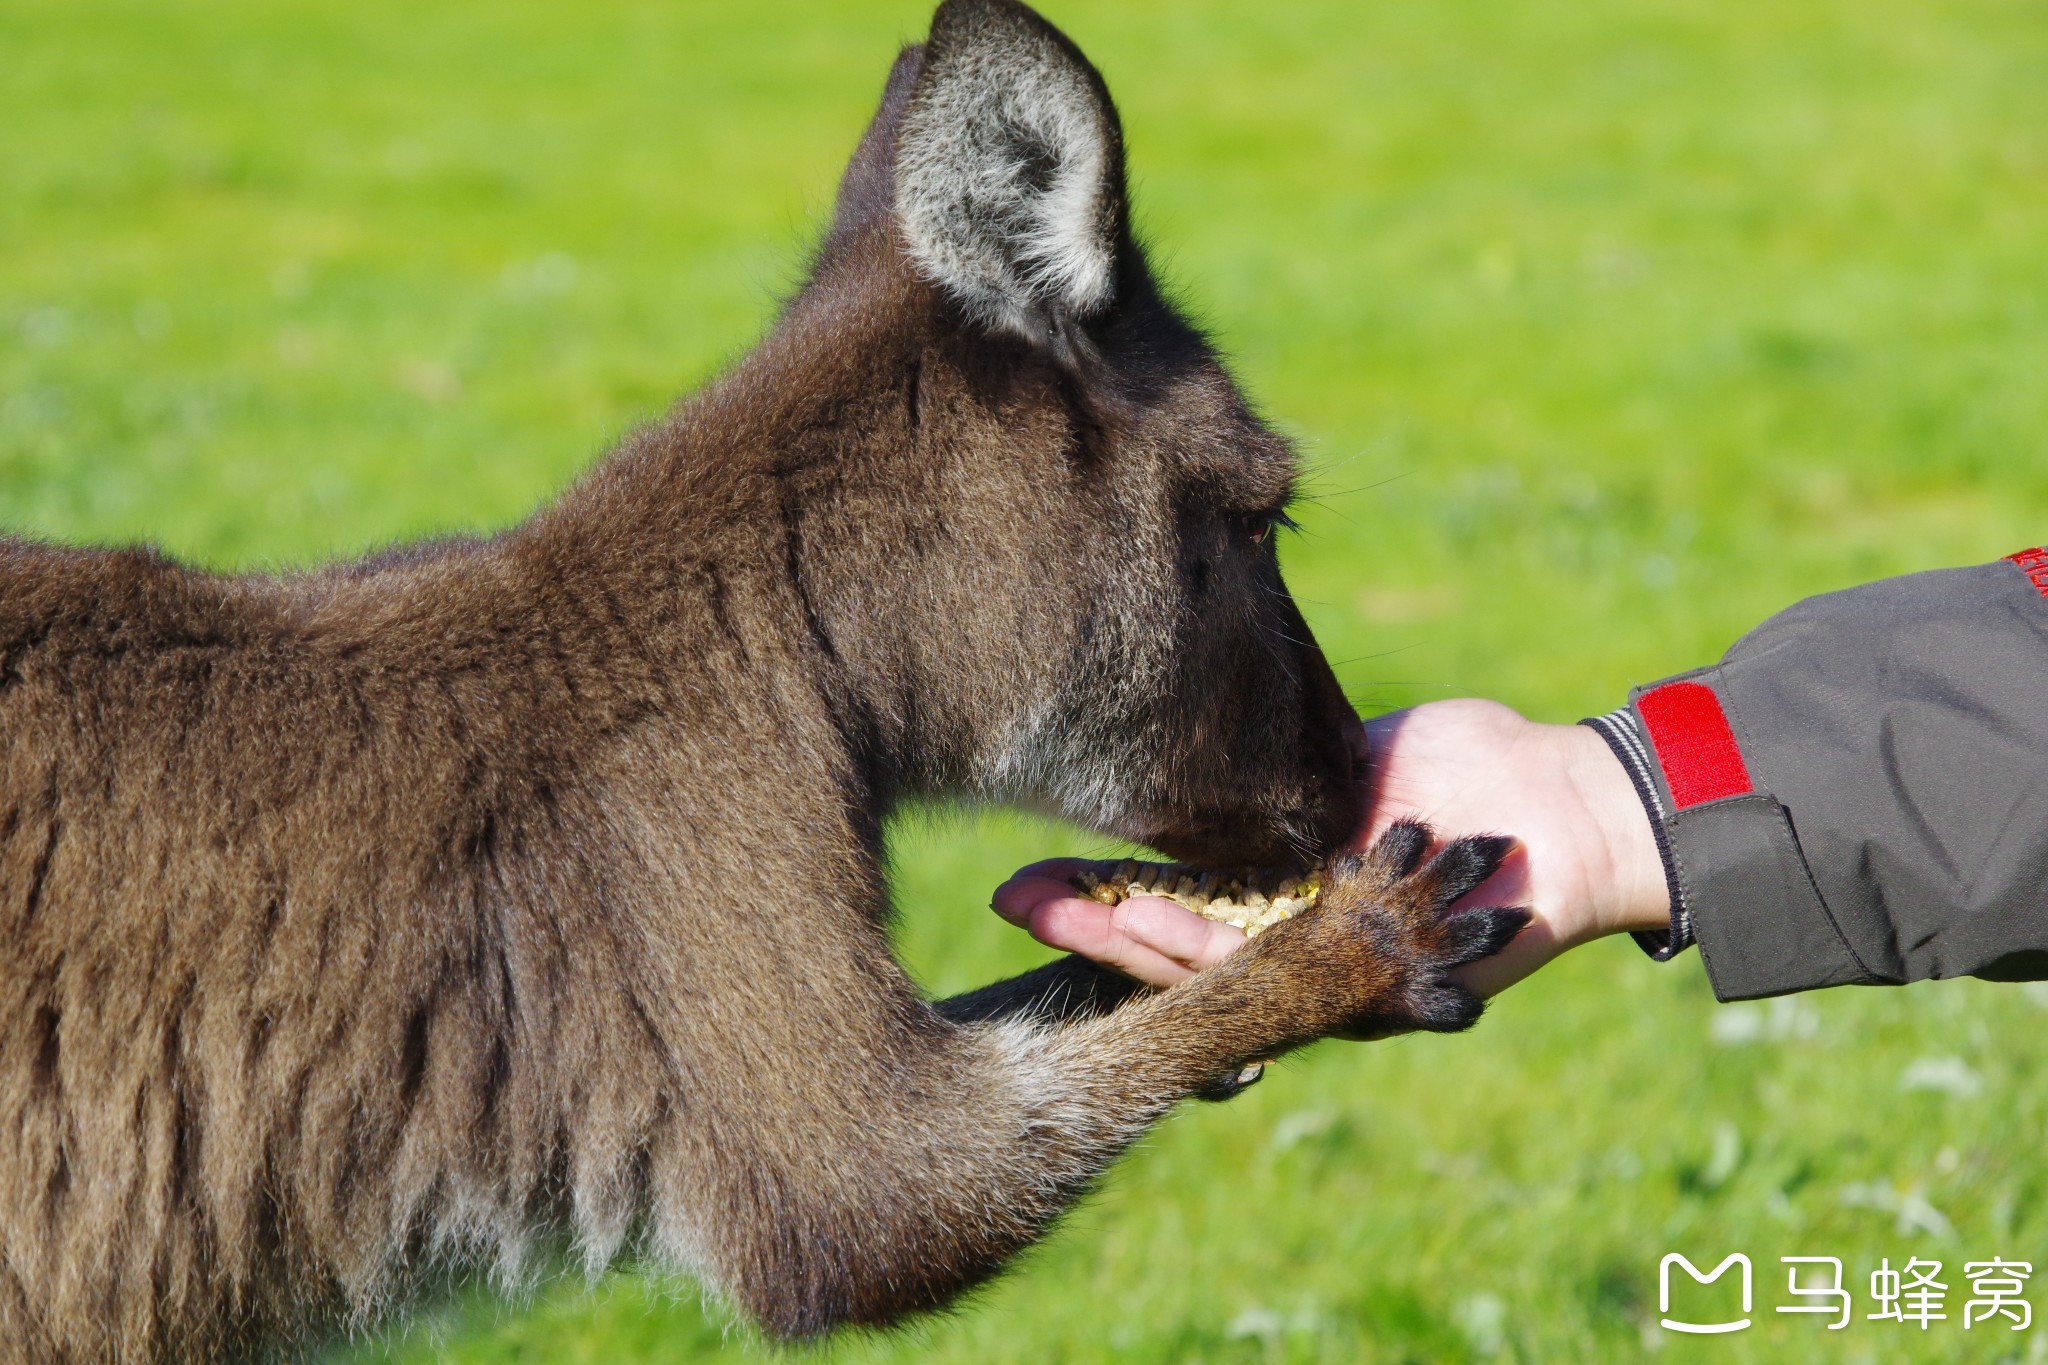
[1580,707,1693,961]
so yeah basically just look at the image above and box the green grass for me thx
[6,0,2048,1360]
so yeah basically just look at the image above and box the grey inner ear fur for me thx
[894,0,1125,344]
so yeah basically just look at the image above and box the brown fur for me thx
[0,3,1523,1358]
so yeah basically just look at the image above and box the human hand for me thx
[1337,699,1669,994]
[989,699,1669,996]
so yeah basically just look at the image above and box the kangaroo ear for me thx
[895,0,1127,349]
[823,45,927,259]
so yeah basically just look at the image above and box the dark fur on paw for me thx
[1255,822,1530,1043]
[1350,822,1527,1037]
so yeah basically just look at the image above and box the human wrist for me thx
[1562,719,1672,939]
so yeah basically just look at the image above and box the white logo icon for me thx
[1661,1253,1753,1334]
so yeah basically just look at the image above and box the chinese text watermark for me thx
[1659,1252,2032,1335]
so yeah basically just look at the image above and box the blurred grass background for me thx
[5,0,2048,1359]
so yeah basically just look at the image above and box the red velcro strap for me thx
[1637,681,1753,810]
[2007,546,2048,598]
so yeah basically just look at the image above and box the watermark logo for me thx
[1661,1253,2032,1335]
[1660,1253,1751,1334]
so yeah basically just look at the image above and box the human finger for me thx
[1026,897,1199,988]
[990,866,1094,927]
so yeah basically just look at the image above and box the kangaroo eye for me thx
[1246,509,1299,545]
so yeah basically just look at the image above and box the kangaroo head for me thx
[752,0,1360,869]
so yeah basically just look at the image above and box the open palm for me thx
[990,699,1666,996]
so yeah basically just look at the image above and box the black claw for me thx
[1374,820,1433,877]
[1439,905,1532,965]
[1193,1061,1267,1102]
[1425,833,1517,905]
[1409,980,1486,1033]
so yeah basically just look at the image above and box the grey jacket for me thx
[1584,547,2048,1001]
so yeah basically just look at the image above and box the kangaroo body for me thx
[0,4,1523,1358]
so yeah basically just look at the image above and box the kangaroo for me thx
[0,1,1526,1359]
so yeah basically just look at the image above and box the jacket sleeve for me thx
[1583,547,2048,1001]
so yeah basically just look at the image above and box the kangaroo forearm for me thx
[933,954,1147,1026]
[767,975,1340,1328]
[702,1010,1184,1338]
[714,946,1358,1339]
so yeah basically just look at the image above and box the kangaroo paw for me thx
[1238,821,1530,1044]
